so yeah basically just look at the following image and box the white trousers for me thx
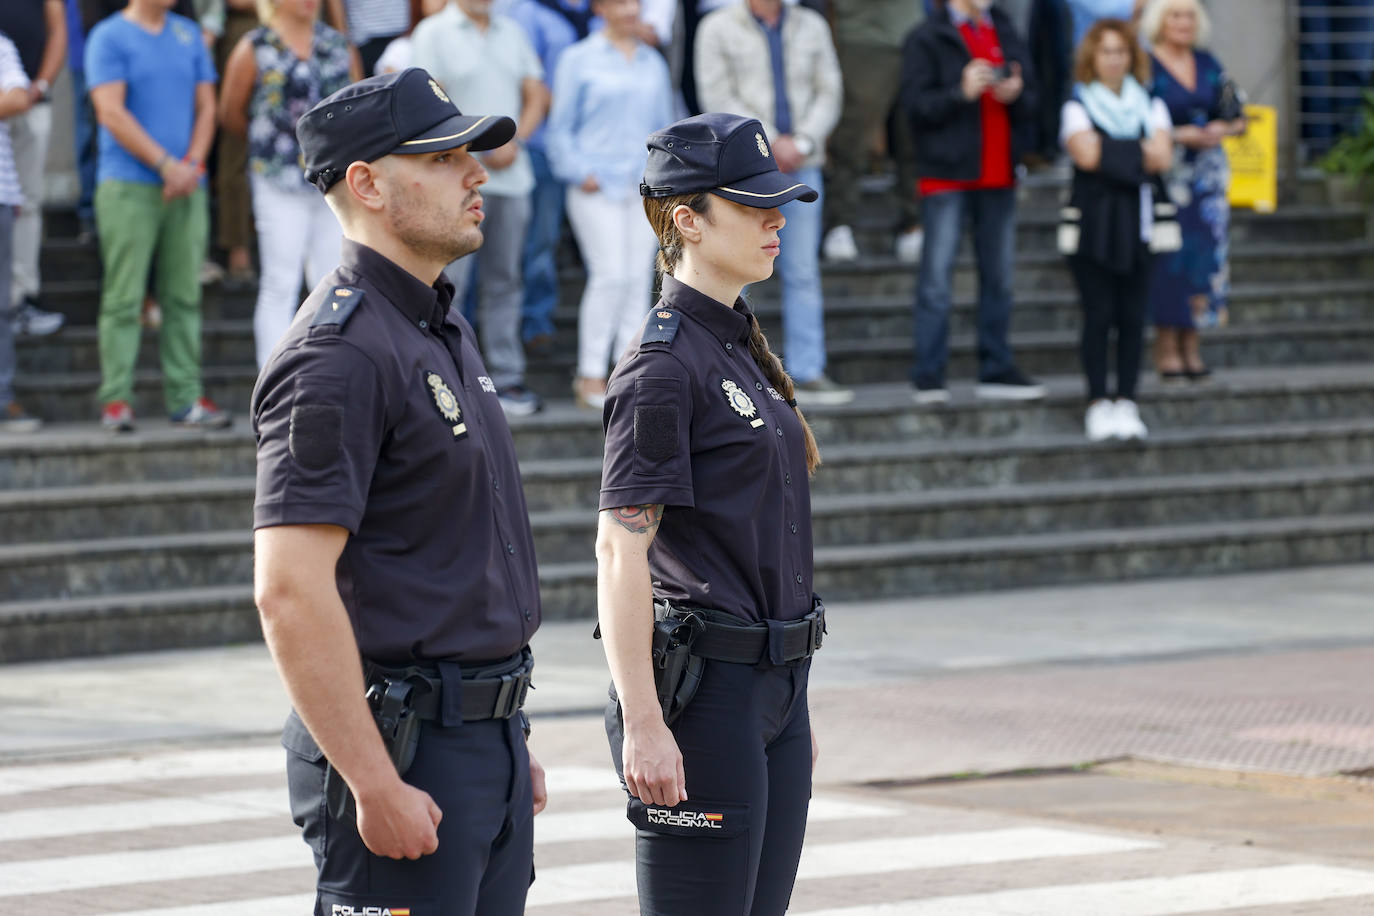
[10,101,52,302]
[250,174,344,367]
[565,185,658,380]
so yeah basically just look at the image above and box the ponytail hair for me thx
[642,192,822,475]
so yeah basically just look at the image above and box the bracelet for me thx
[155,153,171,174]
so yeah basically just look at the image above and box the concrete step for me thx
[0,530,252,602]
[822,319,1374,386]
[20,278,1374,383]
[767,241,1374,303]
[527,465,1374,565]
[0,478,254,544]
[848,205,1370,257]
[41,204,1366,285]
[515,417,1374,512]
[9,461,1371,559]
[5,492,1371,657]
[0,585,258,663]
[6,366,1374,486]
[18,279,1374,383]
[536,512,1374,617]
[35,239,1374,327]
[17,317,1373,423]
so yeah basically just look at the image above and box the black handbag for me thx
[1211,76,1246,123]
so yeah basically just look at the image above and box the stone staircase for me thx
[3,171,1372,662]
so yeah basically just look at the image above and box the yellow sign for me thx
[1224,104,1277,212]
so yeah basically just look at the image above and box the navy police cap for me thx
[296,67,517,193]
[640,113,818,208]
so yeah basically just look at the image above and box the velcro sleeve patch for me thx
[289,404,344,470]
[634,404,679,462]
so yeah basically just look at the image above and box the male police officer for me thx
[252,68,546,915]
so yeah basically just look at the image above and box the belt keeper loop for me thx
[438,661,465,727]
[764,618,788,666]
[493,673,516,718]
[808,610,824,653]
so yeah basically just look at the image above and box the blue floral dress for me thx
[1148,50,1231,330]
[248,23,353,192]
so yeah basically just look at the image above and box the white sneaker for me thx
[895,227,924,264]
[822,225,859,262]
[1113,399,1148,440]
[1084,400,1117,442]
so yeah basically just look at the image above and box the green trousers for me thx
[95,181,208,413]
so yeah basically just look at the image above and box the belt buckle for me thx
[806,611,824,654]
[491,668,533,719]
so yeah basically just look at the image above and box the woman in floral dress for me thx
[220,0,360,367]
[1142,0,1246,380]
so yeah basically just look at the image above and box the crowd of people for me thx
[0,0,1270,436]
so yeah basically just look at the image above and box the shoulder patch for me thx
[640,309,681,348]
[311,286,365,328]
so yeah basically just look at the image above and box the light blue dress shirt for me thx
[544,32,674,199]
[1067,0,1137,48]
[504,0,578,151]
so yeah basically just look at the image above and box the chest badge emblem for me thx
[426,371,468,439]
[722,379,765,429]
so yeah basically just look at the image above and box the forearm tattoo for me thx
[606,504,664,535]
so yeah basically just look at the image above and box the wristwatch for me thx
[33,78,50,99]
[793,134,816,158]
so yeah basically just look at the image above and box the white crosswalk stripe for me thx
[1,743,1373,915]
[794,865,1374,915]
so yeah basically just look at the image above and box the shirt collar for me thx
[947,6,989,28]
[339,239,454,333]
[659,274,754,347]
[751,5,786,32]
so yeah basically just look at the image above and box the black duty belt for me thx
[656,600,826,666]
[363,649,532,723]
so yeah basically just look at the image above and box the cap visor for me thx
[711,171,818,208]
[394,113,517,154]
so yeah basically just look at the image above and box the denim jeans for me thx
[776,166,826,384]
[521,146,564,342]
[0,205,14,409]
[912,187,1016,387]
[71,68,97,226]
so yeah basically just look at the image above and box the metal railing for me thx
[1294,1,1374,162]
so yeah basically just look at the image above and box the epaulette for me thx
[640,308,681,348]
[310,285,365,328]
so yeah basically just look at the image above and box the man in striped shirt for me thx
[0,31,42,432]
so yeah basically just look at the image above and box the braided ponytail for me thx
[643,192,822,476]
[745,312,821,474]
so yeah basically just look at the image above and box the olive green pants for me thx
[95,180,207,413]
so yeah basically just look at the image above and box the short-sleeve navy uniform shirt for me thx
[252,241,541,663]
[599,276,815,624]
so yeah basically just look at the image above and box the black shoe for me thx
[976,367,1046,401]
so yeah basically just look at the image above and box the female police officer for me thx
[596,113,827,915]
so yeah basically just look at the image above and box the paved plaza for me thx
[2,565,1374,913]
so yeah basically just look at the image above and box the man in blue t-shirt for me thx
[85,0,230,432]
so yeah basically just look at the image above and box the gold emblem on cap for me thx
[429,79,450,104]
[426,371,466,436]
[657,310,673,320]
[722,379,765,428]
[756,132,770,158]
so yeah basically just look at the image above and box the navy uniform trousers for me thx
[284,711,534,916]
[607,658,813,916]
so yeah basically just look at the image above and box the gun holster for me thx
[651,610,706,726]
[324,672,427,821]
